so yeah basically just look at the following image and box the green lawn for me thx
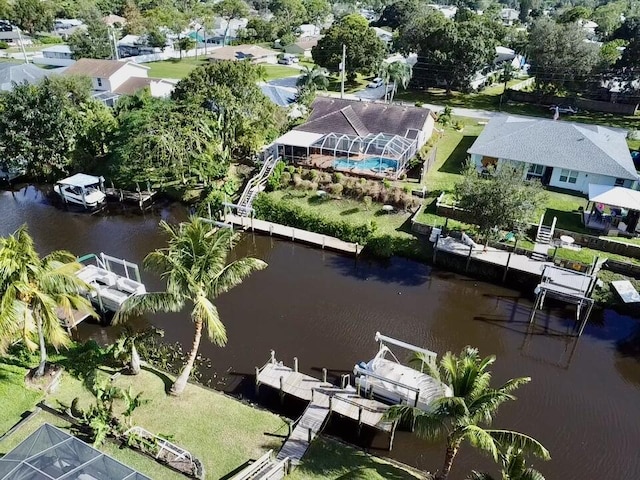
[628,138,640,150]
[48,367,288,479]
[0,362,42,435]
[265,189,411,238]
[289,438,425,480]
[145,58,209,79]
[423,116,486,194]
[327,72,374,93]
[261,64,301,81]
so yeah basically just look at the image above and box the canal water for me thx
[2,185,640,479]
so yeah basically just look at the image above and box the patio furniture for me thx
[560,235,575,247]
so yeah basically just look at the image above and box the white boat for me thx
[76,253,146,313]
[54,173,106,209]
[354,332,453,411]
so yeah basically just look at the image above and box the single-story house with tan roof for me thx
[283,36,321,58]
[207,44,279,64]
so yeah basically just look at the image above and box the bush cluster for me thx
[279,167,421,211]
[253,194,377,244]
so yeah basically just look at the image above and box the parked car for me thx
[278,56,294,65]
[549,104,578,114]
[367,77,384,88]
[0,20,15,32]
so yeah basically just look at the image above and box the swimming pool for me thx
[333,157,398,172]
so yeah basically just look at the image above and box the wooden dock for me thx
[225,214,361,256]
[56,308,92,332]
[434,235,554,276]
[256,353,396,467]
[104,185,157,209]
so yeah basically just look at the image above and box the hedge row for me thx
[253,194,376,245]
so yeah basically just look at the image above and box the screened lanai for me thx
[275,130,418,180]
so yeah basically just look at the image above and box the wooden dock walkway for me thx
[434,235,554,276]
[56,308,92,332]
[104,187,157,209]
[225,214,361,256]
[256,353,396,467]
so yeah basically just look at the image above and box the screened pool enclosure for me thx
[0,423,150,480]
[275,131,419,179]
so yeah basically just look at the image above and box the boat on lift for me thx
[54,173,106,209]
[354,332,453,411]
[76,253,146,314]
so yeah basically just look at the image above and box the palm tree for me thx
[296,65,329,90]
[115,217,267,395]
[467,445,547,480]
[385,347,550,480]
[381,61,413,104]
[0,226,97,377]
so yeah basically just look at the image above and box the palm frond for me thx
[113,292,184,324]
[460,424,500,462]
[496,376,531,395]
[408,351,440,380]
[488,430,551,461]
[192,294,226,346]
[212,257,267,297]
[520,468,546,480]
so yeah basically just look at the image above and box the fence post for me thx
[322,368,327,383]
[293,357,298,372]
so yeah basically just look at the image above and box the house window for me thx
[614,178,625,187]
[97,78,103,87]
[559,169,578,184]
[527,164,545,176]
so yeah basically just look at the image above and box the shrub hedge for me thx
[253,193,377,244]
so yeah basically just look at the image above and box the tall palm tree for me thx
[296,65,329,90]
[115,217,267,395]
[385,347,550,480]
[381,61,413,104]
[0,226,97,377]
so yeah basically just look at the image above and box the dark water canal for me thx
[2,185,640,479]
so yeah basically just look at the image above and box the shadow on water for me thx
[328,254,431,287]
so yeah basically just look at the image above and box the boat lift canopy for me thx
[57,173,104,187]
[375,332,437,368]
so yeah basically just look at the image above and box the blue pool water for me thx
[333,157,398,172]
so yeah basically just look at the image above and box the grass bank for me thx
[0,362,42,435]
[289,438,426,480]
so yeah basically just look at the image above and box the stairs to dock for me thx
[276,400,331,466]
[532,215,557,261]
[237,155,280,217]
[230,449,290,480]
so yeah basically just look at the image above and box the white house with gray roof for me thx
[468,116,639,195]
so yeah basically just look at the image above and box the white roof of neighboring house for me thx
[298,24,320,37]
[579,19,598,29]
[496,46,515,55]
[372,27,393,40]
[42,45,71,54]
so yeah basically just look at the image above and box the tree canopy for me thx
[0,76,107,180]
[312,14,386,82]
[397,11,499,92]
[171,61,285,157]
[455,161,546,245]
[373,0,426,30]
[11,0,53,34]
[68,7,113,60]
[527,17,599,92]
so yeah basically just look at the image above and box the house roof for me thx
[291,36,321,51]
[467,115,638,181]
[260,84,297,106]
[64,59,148,78]
[207,44,278,61]
[275,130,325,147]
[0,62,56,91]
[294,97,433,138]
[113,76,154,95]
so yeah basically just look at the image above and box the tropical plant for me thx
[296,65,329,90]
[0,226,97,377]
[467,443,547,480]
[385,346,550,480]
[115,218,267,395]
[381,61,413,103]
[122,386,150,427]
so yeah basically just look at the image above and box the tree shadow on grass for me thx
[438,135,477,174]
[341,207,360,216]
[141,365,173,394]
[296,438,420,480]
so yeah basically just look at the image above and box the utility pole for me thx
[340,43,346,99]
[112,28,119,60]
[17,29,28,64]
